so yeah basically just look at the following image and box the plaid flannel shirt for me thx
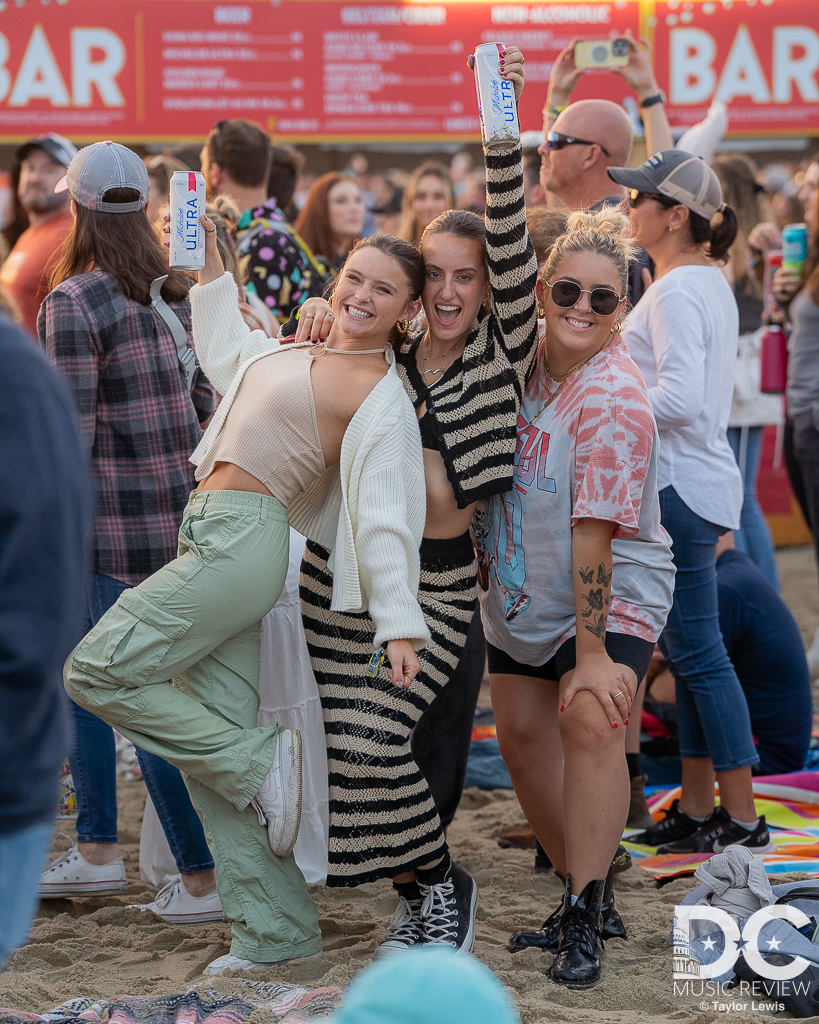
[39,270,214,586]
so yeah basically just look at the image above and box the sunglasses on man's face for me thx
[546,279,623,317]
[545,131,611,158]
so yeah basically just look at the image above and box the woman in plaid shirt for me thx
[38,143,222,924]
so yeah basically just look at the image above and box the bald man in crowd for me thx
[539,35,673,306]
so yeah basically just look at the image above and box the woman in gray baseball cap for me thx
[609,151,773,858]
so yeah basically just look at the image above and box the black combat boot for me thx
[549,874,605,989]
[509,864,625,952]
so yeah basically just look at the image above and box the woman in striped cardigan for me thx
[291,47,539,957]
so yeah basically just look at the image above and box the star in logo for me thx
[767,936,782,950]
[702,936,717,951]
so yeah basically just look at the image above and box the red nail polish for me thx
[559,704,564,712]
[613,721,618,728]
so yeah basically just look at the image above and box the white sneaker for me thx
[374,893,425,959]
[40,843,127,898]
[807,626,819,681]
[128,879,225,924]
[203,954,278,975]
[250,728,302,857]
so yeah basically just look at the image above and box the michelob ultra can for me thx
[782,222,808,275]
[473,42,520,150]
[170,170,206,271]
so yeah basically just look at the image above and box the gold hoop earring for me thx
[537,306,546,318]
[397,318,413,331]
[611,320,623,335]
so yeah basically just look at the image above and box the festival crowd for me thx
[1,34,818,1019]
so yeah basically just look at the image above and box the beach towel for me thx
[626,772,819,881]
[0,982,342,1024]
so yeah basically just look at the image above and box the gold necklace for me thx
[419,334,465,384]
[527,336,612,425]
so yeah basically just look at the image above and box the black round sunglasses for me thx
[546,279,624,316]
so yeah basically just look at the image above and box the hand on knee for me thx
[559,691,622,755]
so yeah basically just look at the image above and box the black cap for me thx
[17,133,78,169]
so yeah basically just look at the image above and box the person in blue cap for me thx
[327,947,521,1024]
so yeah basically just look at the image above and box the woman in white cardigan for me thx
[65,226,429,976]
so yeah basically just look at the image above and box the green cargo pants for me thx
[66,489,322,962]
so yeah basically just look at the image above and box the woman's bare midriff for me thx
[423,448,478,539]
[197,462,278,499]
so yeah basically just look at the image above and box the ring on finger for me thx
[303,313,315,319]
[614,690,623,698]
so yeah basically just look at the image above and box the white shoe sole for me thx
[39,879,127,898]
[455,881,479,955]
[151,910,226,925]
[268,730,302,858]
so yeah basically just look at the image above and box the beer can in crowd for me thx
[782,222,808,275]
[169,170,206,271]
[473,42,520,150]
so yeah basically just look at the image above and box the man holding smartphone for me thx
[539,34,672,307]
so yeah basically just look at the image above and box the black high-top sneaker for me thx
[549,874,605,989]
[509,864,626,953]
[418,859,478,954]
[374,883,425,959]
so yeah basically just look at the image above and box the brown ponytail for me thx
[689,204,738,263]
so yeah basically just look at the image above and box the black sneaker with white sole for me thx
[418,860,478,954]
[628,798,704,849]
[657,805,775,855]
[375,889,425,959]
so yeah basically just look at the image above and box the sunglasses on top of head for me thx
[545,131,611,158]
[628,188,679,210]
[546,279,624,317]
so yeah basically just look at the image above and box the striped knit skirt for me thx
[300,532,477,887]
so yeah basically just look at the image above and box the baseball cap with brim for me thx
[607,148,724,221]
[17,133,77,169]
[324,947,521,1024]
[55,141,149,213]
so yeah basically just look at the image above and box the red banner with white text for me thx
[0,0,816,143]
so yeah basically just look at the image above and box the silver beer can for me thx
[473,42,520,150]
[169,170,206,271]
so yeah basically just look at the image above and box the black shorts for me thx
[486,632,654,686]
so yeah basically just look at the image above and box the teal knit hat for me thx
[327,948,521,1024]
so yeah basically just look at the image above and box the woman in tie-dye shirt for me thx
[475,208,674,990]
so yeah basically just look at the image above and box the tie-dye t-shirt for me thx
[475,334,675,666]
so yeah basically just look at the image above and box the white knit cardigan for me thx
[190,273,429,650]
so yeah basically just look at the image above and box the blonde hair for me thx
[541,207,637,298]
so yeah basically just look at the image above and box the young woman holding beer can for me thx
[609,151,775,856]
[773,156,819,676]
[65,220,432,974]
[212,45,536,957]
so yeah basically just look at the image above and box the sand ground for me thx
[2,546,817,1023]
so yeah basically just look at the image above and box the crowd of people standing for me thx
[1,34,818,1005]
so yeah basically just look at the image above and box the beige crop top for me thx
[194,345,325,506]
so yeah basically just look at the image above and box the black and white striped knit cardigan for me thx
[397,144,539,508]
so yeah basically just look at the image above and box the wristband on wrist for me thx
[545,103,567,120]
[639,91,666,109]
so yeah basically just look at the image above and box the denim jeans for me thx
[658,487,759,772]
[727,425,780,592]
[69,573,214,873]
[0,820,54,969]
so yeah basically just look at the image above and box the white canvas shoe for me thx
[128,879,225,924]
[39,843,127,898]
[250,728,302,857]
[203,954,277,975]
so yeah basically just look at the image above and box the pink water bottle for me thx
[759,319,788,394]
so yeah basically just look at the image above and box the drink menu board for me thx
[0,0,816,142]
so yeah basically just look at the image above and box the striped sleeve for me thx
[484,144,539,388]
